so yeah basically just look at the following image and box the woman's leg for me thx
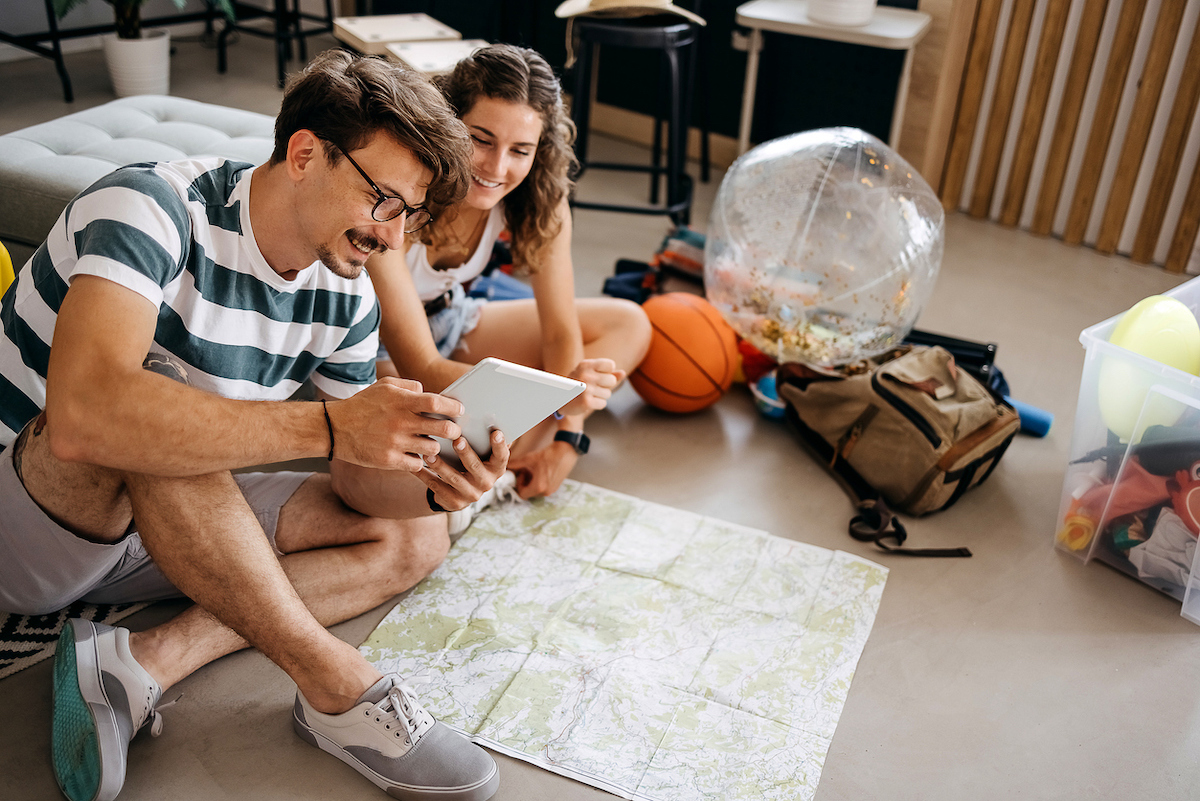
[454,297,651,374]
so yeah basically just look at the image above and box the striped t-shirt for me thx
[0,157,380,449]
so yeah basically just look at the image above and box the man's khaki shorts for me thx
[0,446,309,616]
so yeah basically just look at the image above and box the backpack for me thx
[776,345,1020,557]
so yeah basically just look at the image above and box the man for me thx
[0,51,505,801]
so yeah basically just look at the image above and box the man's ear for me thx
[286,129,323,181]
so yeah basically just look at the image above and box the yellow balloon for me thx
[1098,295,1200,441]
[0,242,13,298]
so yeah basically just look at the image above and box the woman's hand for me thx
[414,429,511,512]
[559,357,626,418]
[508,441,577,499]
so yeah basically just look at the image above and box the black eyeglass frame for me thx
[328,141,432,233]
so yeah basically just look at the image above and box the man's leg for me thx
[126,472,451,709]
[20,414,500,801]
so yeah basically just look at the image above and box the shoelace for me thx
[492,474,520,506]
[370,677,434,747]
[144,695,180,738]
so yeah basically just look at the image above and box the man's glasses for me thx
[331,142,432,233]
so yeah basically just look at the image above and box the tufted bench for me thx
[0,95,276,267]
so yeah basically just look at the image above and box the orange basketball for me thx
[630,292,740,413]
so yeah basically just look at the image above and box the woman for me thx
[367,44,652,500]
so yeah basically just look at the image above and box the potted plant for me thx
[52,0,234,97]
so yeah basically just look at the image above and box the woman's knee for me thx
[585,298,652,367]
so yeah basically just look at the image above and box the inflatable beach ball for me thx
[704,127,943,366]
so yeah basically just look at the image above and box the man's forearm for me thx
[47,368,331,477]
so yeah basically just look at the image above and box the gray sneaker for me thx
[51,619,165,801]
[293,674,499,801]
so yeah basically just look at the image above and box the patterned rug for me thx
[362,479,888,801]
[0,601,149,681]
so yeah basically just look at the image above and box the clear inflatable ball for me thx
[704,127,943,366]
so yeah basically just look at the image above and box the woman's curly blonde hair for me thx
[416,44,578,274]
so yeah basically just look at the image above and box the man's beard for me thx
[317,230,385,279]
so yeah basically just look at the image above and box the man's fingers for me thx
[375,379,463,419]
[378,375,423,393]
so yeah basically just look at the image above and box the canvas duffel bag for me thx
[777,345,1020,557]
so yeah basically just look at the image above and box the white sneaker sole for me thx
[293,713,500,801]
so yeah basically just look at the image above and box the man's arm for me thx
[46,275,463,476]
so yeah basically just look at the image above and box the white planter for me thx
[807,0,878,27]
[102,28,170,97]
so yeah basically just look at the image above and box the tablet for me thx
[431,357,586,461]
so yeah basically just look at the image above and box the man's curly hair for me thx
[271,50,472,211]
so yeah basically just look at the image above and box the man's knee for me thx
[371,514,450,595]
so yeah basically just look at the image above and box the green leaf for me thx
[50,0,91,18]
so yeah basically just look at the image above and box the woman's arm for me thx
[507,200,608,499]
[527,198,585,379]
[366,245,470,393]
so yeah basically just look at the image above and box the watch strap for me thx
[554,430,590,455]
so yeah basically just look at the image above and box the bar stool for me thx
[569,14,704,225]
[217,0,335,88]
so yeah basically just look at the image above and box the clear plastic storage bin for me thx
[1056,276,1200,625]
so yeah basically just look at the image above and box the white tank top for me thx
[407,205,505,302]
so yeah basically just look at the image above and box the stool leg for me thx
[664,45,684,225]
[571,40,595,176]
[294,0,307,63]
[43,0,74,102]
[650,58,665,205]
[218,16,232,74]
[687,28,709,184]
[274,0,288,87]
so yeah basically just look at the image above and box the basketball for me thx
[630,292,740,413]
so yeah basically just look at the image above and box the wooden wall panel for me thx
[1030,0,1110,236]
[911,0,979,190]
[1132,15,1200,264]
[940,0,1005,209]
[1095,1,1189,254]
[1167,149,1200,272]
[940,0,1200,272]
[1000,0,1072,226]
[1062,0,1149,245]
[969,0,1038,218]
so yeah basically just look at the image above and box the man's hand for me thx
[416,430,511,511]
[508,441,577,500]
[559,358,626,418]
[326,377,465,471]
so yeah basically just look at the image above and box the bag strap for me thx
[849,498,973,557]
[780,379,973,558]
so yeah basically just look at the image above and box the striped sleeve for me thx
[311,295,381,399]
[64,166,190,305]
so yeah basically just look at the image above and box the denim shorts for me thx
[378,283,487,362]
[0,447,310,615]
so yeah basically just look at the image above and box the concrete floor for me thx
[3,27,1200,801]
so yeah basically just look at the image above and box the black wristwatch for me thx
[554,430,590,455]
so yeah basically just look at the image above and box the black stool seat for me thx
[570,14,704,225]
[574,15,696,47]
